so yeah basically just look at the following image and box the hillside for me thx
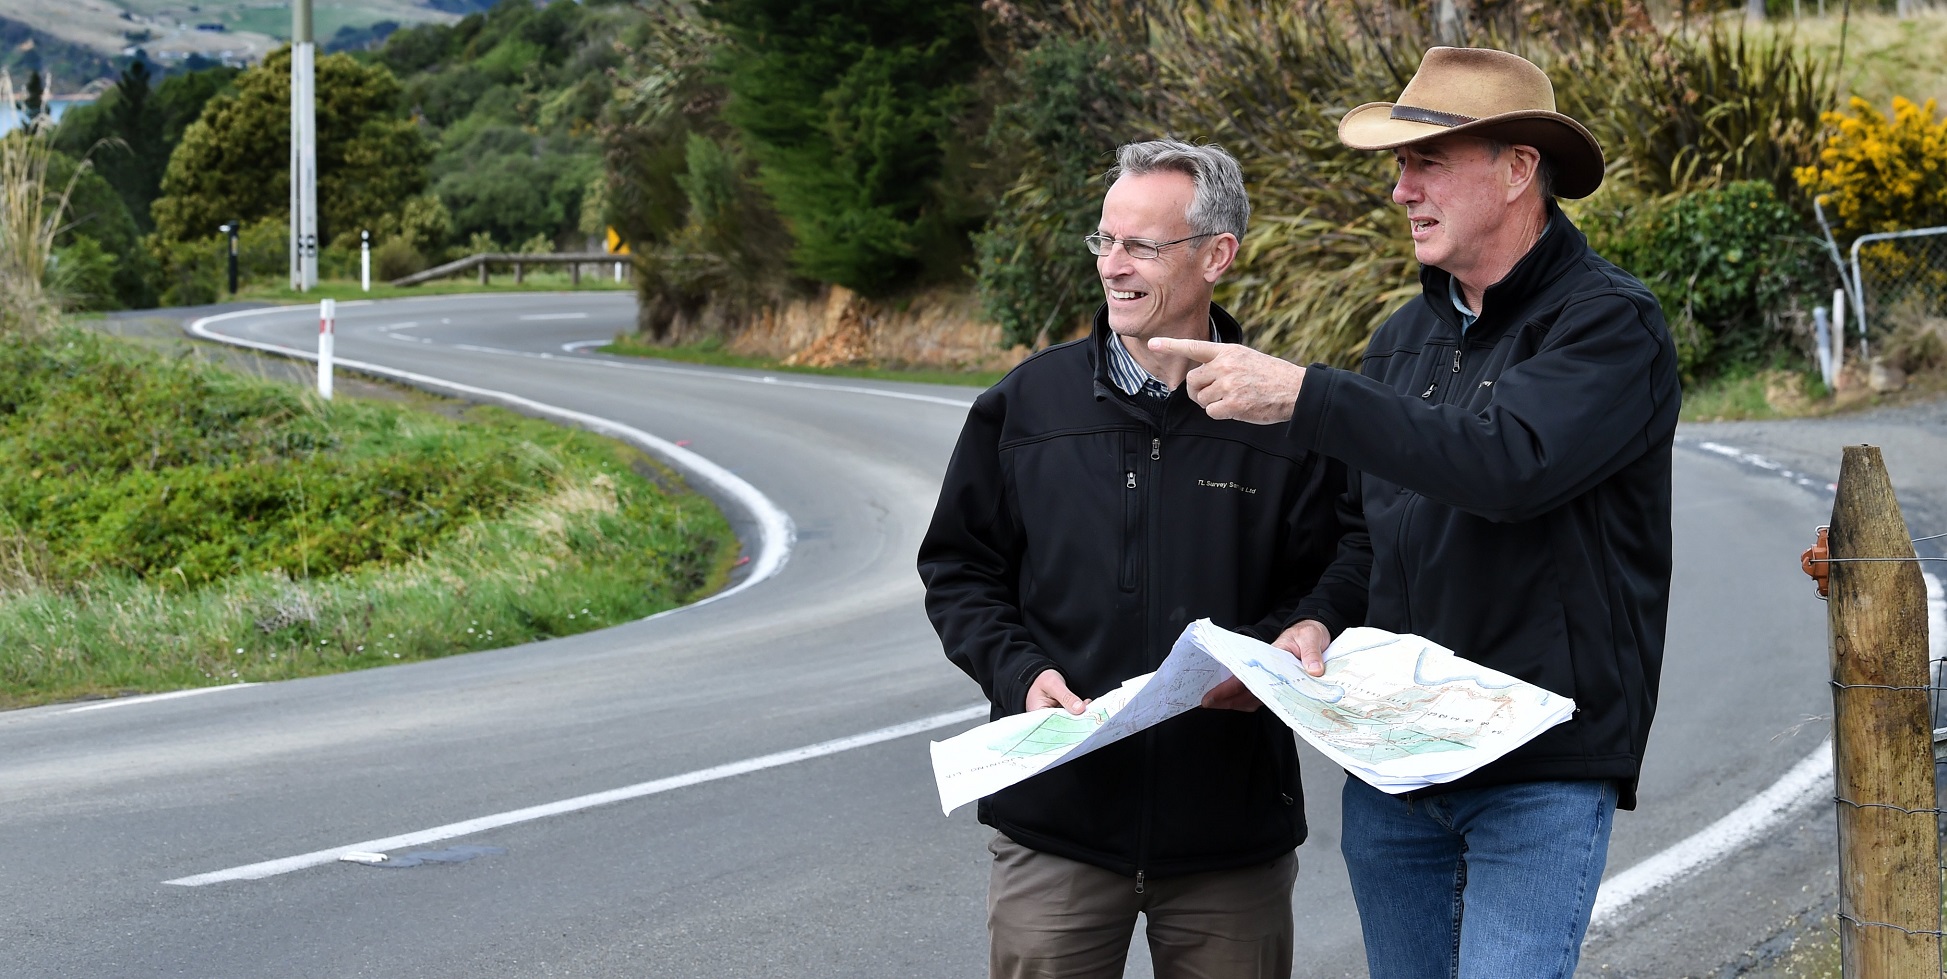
[0,0,480,83]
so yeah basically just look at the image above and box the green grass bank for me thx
[0,328,736,710]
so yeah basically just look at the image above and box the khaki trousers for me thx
[987,834,1297,979]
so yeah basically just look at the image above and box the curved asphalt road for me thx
[0,292,1843,978]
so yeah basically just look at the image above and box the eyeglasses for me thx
[1083,232,1216,260]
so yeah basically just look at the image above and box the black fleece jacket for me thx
[918,303,1345,878]
[1289,204,1681,809]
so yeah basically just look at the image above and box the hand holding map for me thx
[930,620,1575,813]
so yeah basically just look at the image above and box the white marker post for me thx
[318,298,335,400]
[361,231,371,292]
[1831,288,1848,390]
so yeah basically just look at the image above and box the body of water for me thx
[0,99,89,135]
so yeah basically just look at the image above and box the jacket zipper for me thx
[1405,340,1468,624]
[1134,423,1164,892]
[1120,441,1139,591]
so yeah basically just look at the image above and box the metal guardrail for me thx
[389,252,629,287]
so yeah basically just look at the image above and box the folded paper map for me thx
[930,620,1575,814]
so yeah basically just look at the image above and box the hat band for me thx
[1390,104,1476,128]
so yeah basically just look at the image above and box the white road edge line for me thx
[186,306,794,600]
[165,704,988,886]
[1590,740,1832,926]
[63,683,258,714]
[1590,567,1944,926]
[178,309,1879,922]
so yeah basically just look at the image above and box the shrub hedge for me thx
[0,328,736,707]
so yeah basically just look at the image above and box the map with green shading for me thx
[989,709,1107,758]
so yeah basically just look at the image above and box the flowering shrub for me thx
[1794,96,1947,241]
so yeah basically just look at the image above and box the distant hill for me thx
[0,0,470,84]
[0,16,117,87]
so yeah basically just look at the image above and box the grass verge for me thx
[599,334,1006,388]
[1680,365,1947,422]
[234,270,634,304]
[0,328,736,709]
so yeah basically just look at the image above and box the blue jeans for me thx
[1340,775,1617,979]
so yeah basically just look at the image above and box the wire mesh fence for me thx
[1852,226,1947,358]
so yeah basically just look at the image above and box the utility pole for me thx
[289,0,318,291]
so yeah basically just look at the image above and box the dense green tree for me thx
[48,151,156,309]
[598,9,733,256]
[102,62,166,224]
[703,0,982,296]
[154,65,242,148]
[431,126,597,245]
[374,0,625,248]
[150,48,432,247]
[53,61,168,233]
[55,62,242,234]
[973,37,1144,348]
[23,70,44,120]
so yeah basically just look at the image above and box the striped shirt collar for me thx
[1106,318,1217,398]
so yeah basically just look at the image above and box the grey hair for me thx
[1105,139,1250,242]
[1477,136,1558,200]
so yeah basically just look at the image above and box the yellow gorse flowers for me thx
[1795,96,1947,240]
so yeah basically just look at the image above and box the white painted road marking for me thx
[1590,568,1945,926]
[181,304,1873,926]
[1686,438,1834,493]
[518,313,589,321]
[165,705,988,886]
[188,306,795,599]
[63,683,257,714]
[1591,741,1832,925]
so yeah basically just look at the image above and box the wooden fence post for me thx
[1827,444,1939,976]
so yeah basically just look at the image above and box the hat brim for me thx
[1338,101,1606,199]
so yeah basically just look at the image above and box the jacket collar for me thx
[1418,203,1586,337]
[1088,301,1245,399]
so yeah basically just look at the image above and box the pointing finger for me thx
[1147,337,1228,363]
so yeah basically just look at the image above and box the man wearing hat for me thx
[1154,47,1680,977]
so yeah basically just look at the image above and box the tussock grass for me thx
[0,72,87,336]
[0,329,735,709]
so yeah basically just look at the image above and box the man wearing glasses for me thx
[918,139,1345,978]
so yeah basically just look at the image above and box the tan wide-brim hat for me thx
[1338,46,1605,200]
